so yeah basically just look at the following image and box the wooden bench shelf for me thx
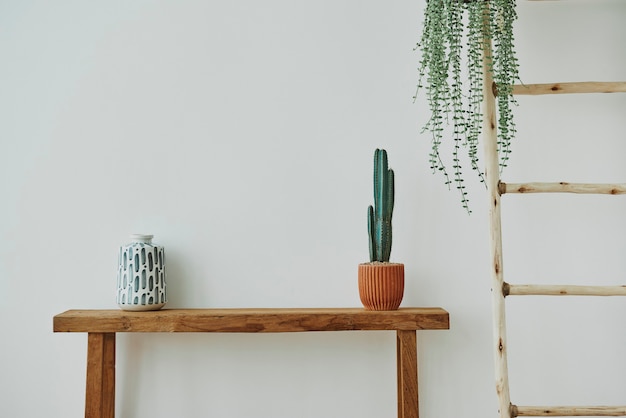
[54,307,449,418]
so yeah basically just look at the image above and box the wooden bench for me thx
[54,307,449,418]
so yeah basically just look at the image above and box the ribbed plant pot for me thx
[358,262,404,311]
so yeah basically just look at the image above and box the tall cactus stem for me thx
[368,149,395,262]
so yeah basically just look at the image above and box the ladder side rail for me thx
[482,5,512,418]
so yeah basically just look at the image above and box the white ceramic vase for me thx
[116,234,167,311]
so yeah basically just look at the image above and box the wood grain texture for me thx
[501,182,626,195]
[397,330,418,418]
[506,284,626,297]
[511,81,626,95]
[513,405,626,416]
[481,6,512,418]
[54,308,449,333]
[85,333,115,418]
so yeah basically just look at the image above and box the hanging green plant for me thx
[415,0,520,212]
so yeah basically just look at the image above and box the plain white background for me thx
[1,1,625,417]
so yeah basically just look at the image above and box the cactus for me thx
[368,149,395,262]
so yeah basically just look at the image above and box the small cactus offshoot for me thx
[367,149,395,262]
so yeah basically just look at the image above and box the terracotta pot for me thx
[358,262,404,311]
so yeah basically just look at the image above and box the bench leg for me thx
[397,330,418,418]
[85,333,116,418]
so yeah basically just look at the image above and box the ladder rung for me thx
[505,283,626,297]
[511,81,626,96]
[513,405,626,416]
[500,182,626,195]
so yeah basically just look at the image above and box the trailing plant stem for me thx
[416,0,520,212]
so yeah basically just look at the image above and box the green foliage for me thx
[368,149,395,262]
[415,0,520,213]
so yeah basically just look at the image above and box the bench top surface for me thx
[53,307,450,333]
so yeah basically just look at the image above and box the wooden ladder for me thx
[481,13,626,418]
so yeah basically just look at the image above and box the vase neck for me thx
[130,234,153,244]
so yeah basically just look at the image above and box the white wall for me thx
[1,1,625,417]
